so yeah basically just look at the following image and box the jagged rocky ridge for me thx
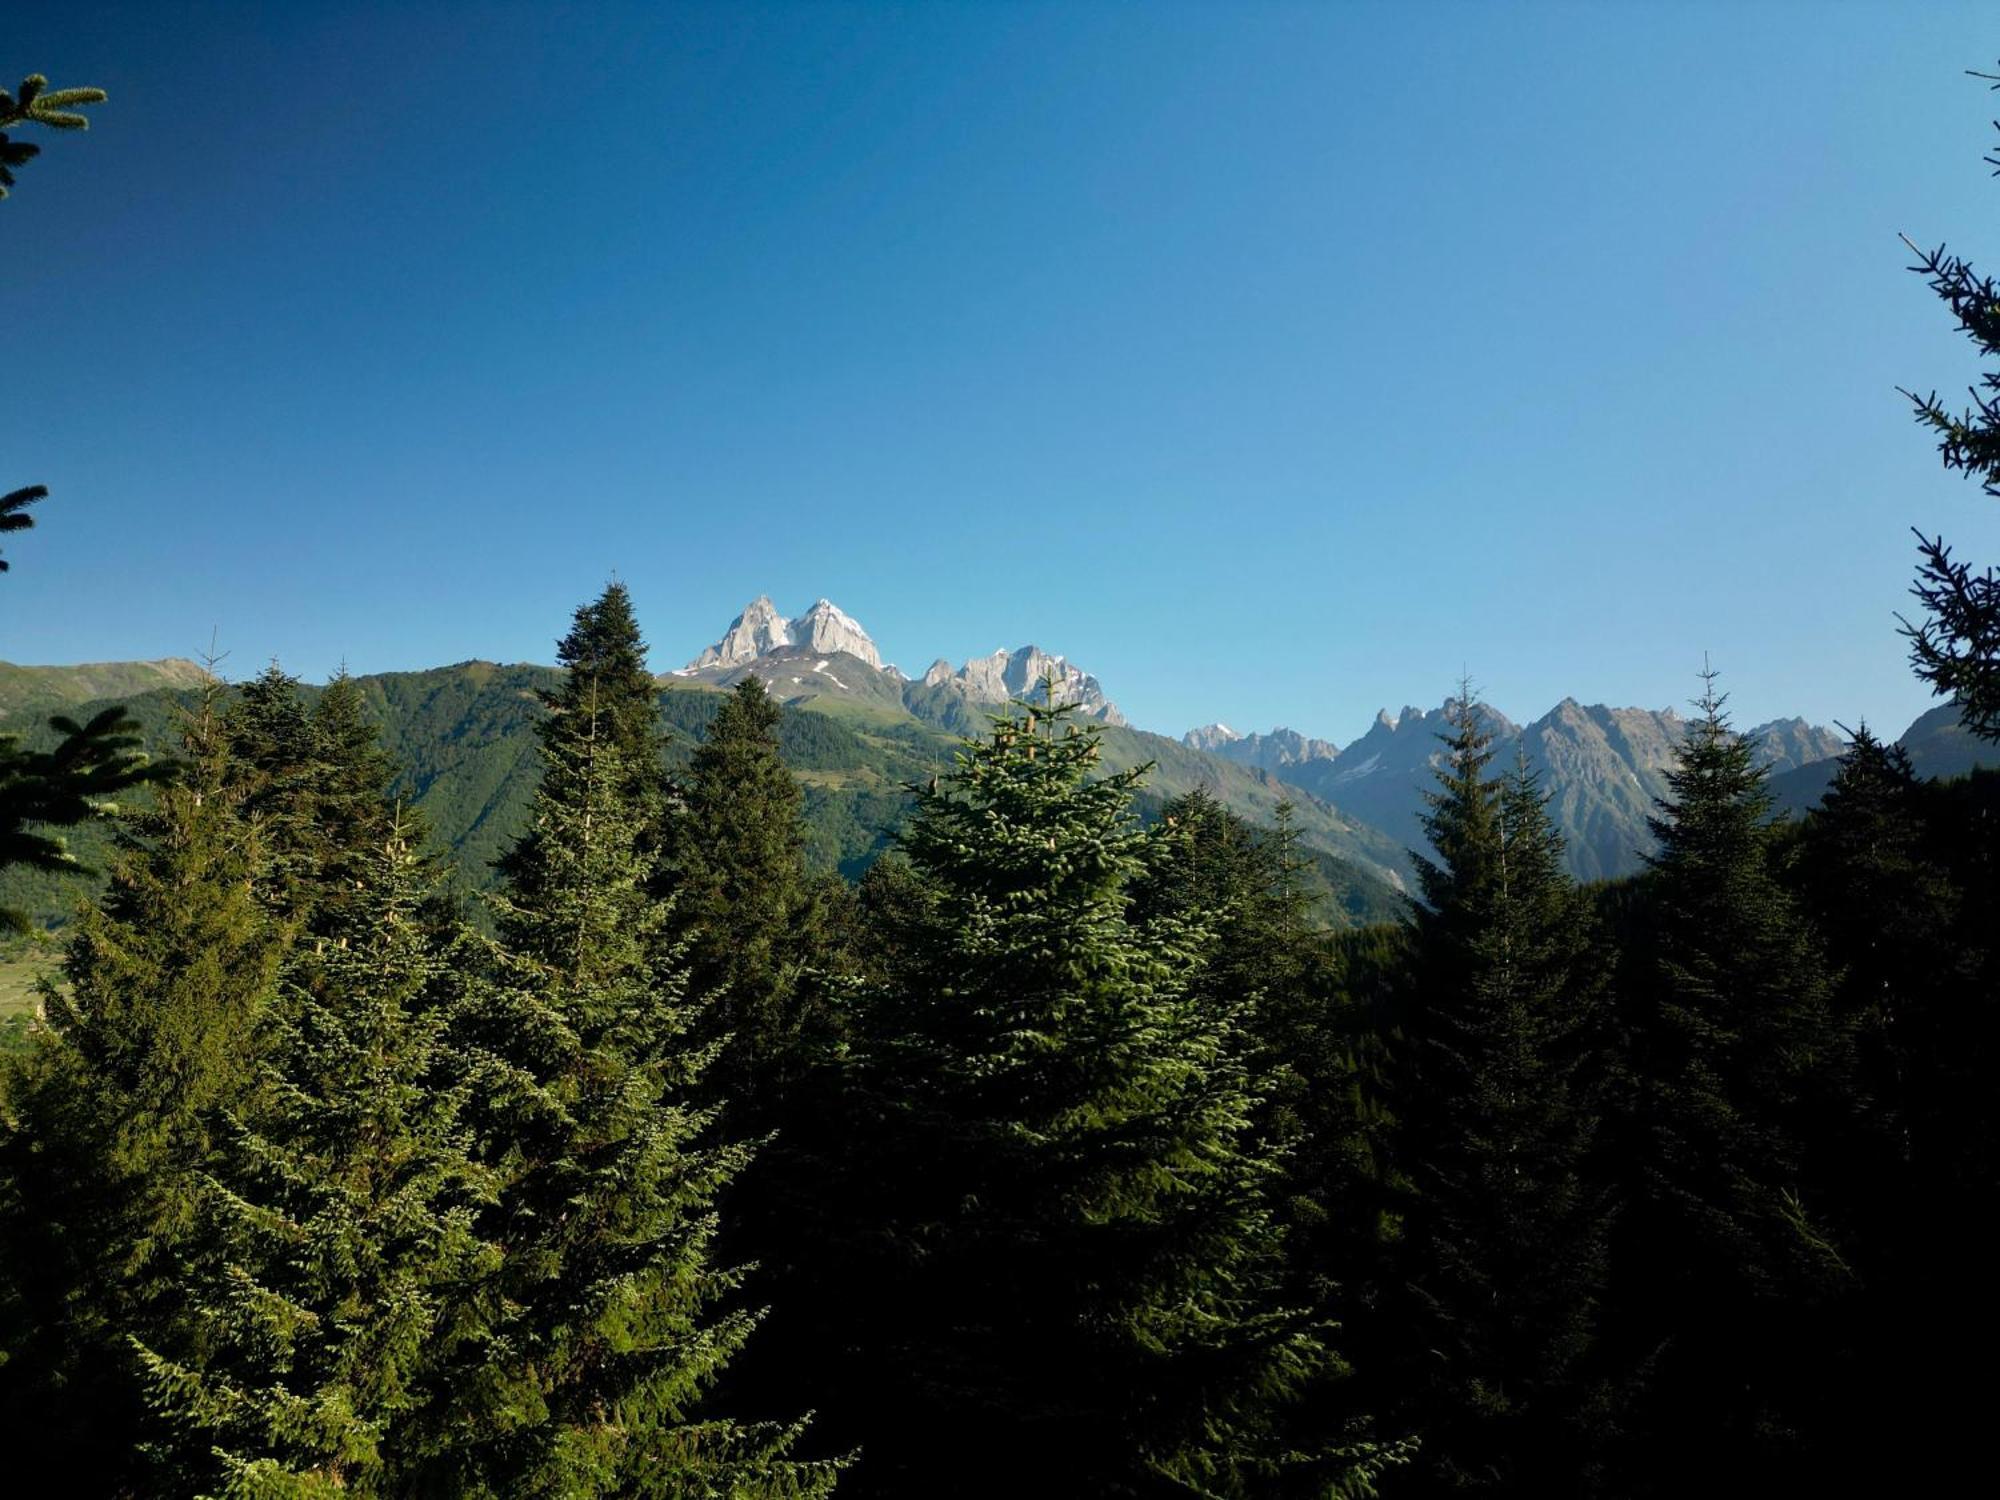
[5,598,1885,903]
[677,596,1121,724]
[1185,701,1849,882]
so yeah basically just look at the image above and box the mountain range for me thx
[1186,702,1849,882]
[5,593,1994,926]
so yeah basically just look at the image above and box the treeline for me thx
[0,584,1991,1496]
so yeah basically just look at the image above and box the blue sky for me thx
[6,1,2000,744]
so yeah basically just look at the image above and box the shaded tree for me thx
[0,687,285,1491]
[1608,672,1849,1490]
[404,587,839,1498]
[840,702,1394,1497]
[1394,698,1610,1493]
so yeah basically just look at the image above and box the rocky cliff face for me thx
[686,595,794,671]
[683,595,885,676]
[1183,723,1243,753]
[1744,717,1849,774]
[678,598,1118,724]
[1231,697,1848,883]
[790,598,882,669]
[924,645,1124,724]
[1183,724,1340,771]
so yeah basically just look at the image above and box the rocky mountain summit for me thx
[677,596,1120,724]
[921,646,1123,725]
[685,596,884,673]
[1182,724,1339,772]
[1191,699,1847,882]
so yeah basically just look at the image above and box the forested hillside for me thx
[0,659,1408,931]
[6,22,2000,1499]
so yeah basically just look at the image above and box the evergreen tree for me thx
[131,818,498,1496]
[0,703,174,932]
[670,673,829,1110]
[1790,730,2000,1486]
[0,482,43,570]
[0,686,285,1490]
[228,664,334,921]
[1610,671,1849,1489]
[224,665,404,936]
[0,71,105,200]
[1897,66,2000,740]
[407,587,838,1498]
[845,702,1393,1498]
[1395,698,1609,1493]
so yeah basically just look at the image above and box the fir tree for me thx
[228,664,335,921]
[407,587,838,1498]
[670,673,829,1110]
[0,684,286,1490]
[846,702,1394,1498]
[0,71,106,201]
[223,665,405,936]
[0,703,174,932]
[0,482,43,570]
[1789,729,2000,1487]
[131,817,498,1496]
[1396,698,1609,1493]
[1896,65,2000,740]
[1611,671,1849,1489]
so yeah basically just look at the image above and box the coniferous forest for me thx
[5,35,2000,1500]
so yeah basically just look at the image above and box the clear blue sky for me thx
[7,1,2000,744]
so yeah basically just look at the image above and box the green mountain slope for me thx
[0,661,1407,930]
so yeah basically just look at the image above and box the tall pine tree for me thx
[1395,698,1609,1494]
[132,817,498,1496]
[407,586,838,1498]
[669,673,830,1110]
[1610,671,1849,1490]
[842,702,1393,1498]
[0,683,287,1491]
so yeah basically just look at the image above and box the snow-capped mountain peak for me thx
[790,598,882,669]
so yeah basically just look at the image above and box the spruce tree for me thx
[0,703,173,932]
[132,817,497,1496]
[0,685,286,1490]
[1396,699,1609,1493]
[846,702,1392,1498]
[0,71,105,200]
[1790,730,1999,1486]
[670,673,828,1110]
[1897,66,2000,740]
[224,665,404,936]
[408,587,838,1498]
[1612,671,1849,1488]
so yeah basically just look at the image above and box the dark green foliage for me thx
[1609,674,1849,1489]
[842,703,1393,1497]
[0,704,175,932]
[0,690,285,1490]
[0,72,105,199]
[1897,75,2000,739]
[1393,700,1609,1492]
[414,588,839,1498]
[134,821,498,1496]
[226,663,409,936]
[0,483,42,570]
[672,675,833,1108]
[1785,734,2000,1487]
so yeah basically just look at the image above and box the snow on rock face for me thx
[687,595,794,671]
[685,596,884,674]
[937,645,1123,724]
[678,597,1122,723]
[790,598,883,669]
[1187,724,1340,770]
[1184,723,1244,752]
